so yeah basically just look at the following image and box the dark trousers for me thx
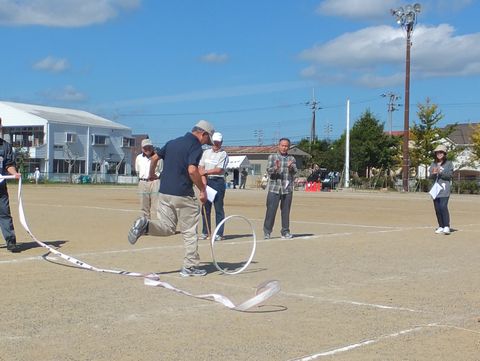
[263,191,293,236]
[0,183,16,244]
[202,178,226,236]
[433,196,450,228]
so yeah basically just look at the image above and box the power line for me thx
[117,103,304,117]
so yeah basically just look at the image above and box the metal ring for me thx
[210,215,256,275]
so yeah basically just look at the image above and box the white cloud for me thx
[100,81,310,109]
[199,52,230,64]
[0,0,141,27]
[299,24,480,88]
[316,0,473,20]
[316,0,400,20]
[33,56,69,73]
[40,85,87,102]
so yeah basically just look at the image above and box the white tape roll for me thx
[210,215,257,275]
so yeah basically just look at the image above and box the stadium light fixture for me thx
[390,3,421,192]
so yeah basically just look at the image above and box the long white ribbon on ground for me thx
[8,175,280,311]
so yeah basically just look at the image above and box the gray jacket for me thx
[428,160,454,198]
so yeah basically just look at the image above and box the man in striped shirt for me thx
[263,138,297,239]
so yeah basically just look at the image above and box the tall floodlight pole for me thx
[391,3,421,192]
[345,99,350,188]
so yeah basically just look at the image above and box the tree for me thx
[349,110,398,177]
[470,124,480,162]
[410,98,456,176]
[115,154,126,183]
[63,143,79,184]
[14,147,30,180]
[297,138,332,168]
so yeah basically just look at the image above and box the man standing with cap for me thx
[0,117,21,253]
[199,132,229,241]
[135,138,162,219]
[127,120,215,277]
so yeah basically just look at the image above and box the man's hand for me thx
[199,190,207,204]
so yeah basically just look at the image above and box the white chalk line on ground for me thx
[16,202,480,233]
[278,290,422,313]
[288,322,480,360]
[11,202,139,213]
[289,324,436,360]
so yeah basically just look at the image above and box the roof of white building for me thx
[0,101,129,130]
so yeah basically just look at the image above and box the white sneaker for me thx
[443,226,451,235]
[435,227,444,234]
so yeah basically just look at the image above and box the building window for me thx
[252,164,262,175]
[52,159,85,174]
[122,137,135,148]
[91,134,108,146]
[2,126,44,147]
[66,133,77,143]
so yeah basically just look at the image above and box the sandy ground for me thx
[0,183,479,361]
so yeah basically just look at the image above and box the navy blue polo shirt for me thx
[157,132,203,197]
[0,138,16,175]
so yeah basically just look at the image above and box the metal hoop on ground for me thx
[210,215,257,275]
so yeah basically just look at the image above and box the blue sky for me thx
[1,0,480,146]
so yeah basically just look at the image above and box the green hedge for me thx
[452,180,480,194]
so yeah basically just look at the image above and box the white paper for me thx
[206,185,217,202]
[429,182,442,199]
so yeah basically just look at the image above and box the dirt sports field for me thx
[1,183,480,361]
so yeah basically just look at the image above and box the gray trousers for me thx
[263,191,293,236]
[147,193,200,269]
[138,179,160,219]
[0,182,16,244]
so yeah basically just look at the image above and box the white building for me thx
[0,101,135,182]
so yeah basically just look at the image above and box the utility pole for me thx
[324,122,333,140]
[381,92,402,135]
[305,88,320,146]
[253,129,264,145]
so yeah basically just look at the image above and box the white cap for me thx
[212,132,223,142]
[141,138,153,148]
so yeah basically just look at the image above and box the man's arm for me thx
[148,153,160,180]
[188,165,207,203]
[266,155,277,176]
[4,145,21,179]
[288,156,297,174]
[5,165,21,179]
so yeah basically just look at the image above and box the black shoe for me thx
[6,241,20,253]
